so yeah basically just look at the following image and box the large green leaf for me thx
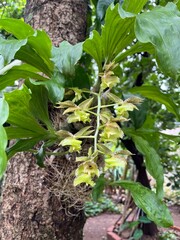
[6,137,43,159]
[0,18,34,39]
[122,0,148,14]
[132,135,164,200]
[112,181,173,228]
[135,3,180,80]
[4,86,48,135]
[5,126,42,139]
[0,98,9,178]
[31,71,65,104]
[0,37,27,65]
[15,44,52,77]
[26,81,53,130]
[27,30,54,72]
[102,4,135,63]
[83,30,103,71]
[115,42,154,63]
[52,41,83,77]
[0,64,49,91]
[130,86,180,120]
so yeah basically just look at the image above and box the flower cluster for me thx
[55,64,142,186]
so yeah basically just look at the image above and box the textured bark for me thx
[24,0,88,46]
[0,0,88,239]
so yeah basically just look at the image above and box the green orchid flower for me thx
[60,137,82,152]
[100,122,124,143]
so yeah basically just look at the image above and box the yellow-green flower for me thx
[100,122,124,143]
[76,161,99,177]
[67,109,90,123]
[60,137,82,152]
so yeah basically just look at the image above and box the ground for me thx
[83,205,180,240]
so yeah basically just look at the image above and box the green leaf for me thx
[122,0,148,14]
[132,135,164,199]
[52,41,83,76]
[0,18,34,39]
[5,86,48,135]
[115,42,154,63]
[35,143,45,168]
[0,64,49,91]
[129,99,149,129]
[92,174,106,201]
[15,44,52,77]
[102,4,135,63]
[5,126,42,139]
[130,86,180,120]
[0,37,27,65]
[26,81,53,130]
[27,30,53,72]
[112,181,173,227]
[132,229,143,240]
[96,0,114,20]
[139,216,151,224]
[7,137,42,159]
[135,3,180,80]
[32,71,65,104]
[83,30,103,71]
[0,98,9,125]
[0,125,8,178]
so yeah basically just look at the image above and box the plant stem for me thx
[94,93,101,152]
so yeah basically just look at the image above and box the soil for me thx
[83,205,180,240]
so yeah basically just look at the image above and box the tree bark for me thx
[0,1,88,239]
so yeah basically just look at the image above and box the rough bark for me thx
[24,0,88,46]
[0,1,88,239]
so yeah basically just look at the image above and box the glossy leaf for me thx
[83,30,103,71]
[32,71,65,104]
[135,3,180,80]
[15,44,52,77]
[52,41,83,76]
[122,0,148,14]
[0,18,34,39]
[130,86,180,120]
[132,135,164,199]
[115,42,154,63]
[5,86,48,135]
[0,37,27,65]
[27,30,54,72]
[26,81,53,130]
[5,126,41,139]
[0,64,49,91]
[112,181,173,227]
[102,4,135,63]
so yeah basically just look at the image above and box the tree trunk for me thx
[0,1,88,239]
